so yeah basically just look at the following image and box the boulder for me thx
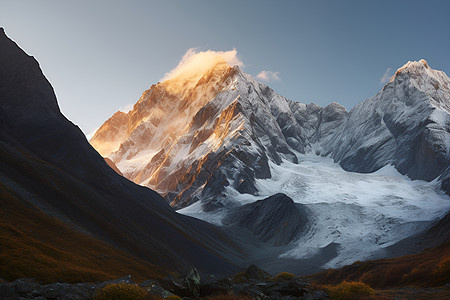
[11,278,40,296]
[161,268,201,298]
[232,283,267,299]
[38,283,69,299]
[140,279,174,298]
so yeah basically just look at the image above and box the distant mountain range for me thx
[91,56,450,211]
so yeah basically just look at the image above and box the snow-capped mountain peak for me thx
[388,59,450,111]
[390,59,430,82]
[91,58,450,210]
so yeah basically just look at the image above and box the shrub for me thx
[94,283,148,300]
[273,272,295,281]
[324,281,375,300]
[166,296,182,300]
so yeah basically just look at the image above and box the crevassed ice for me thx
[178,153,450,268]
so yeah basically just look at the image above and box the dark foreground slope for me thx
[0,179,166,283]
[0,28,244,280]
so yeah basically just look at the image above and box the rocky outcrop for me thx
[90,60,351,209]
[223,193,308,246]
[0,278,98,300]
[156,266,328,299]
[0,268,329,300]
[161,268,202,298]
[327,59,450,182]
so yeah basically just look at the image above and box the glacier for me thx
[180,153,450,268]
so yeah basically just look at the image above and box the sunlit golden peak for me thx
[389,59,430,83]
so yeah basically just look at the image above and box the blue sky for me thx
[2,0,449,137]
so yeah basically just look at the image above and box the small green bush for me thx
[273,272,295,281]
[94,283,148,300]
[324,281,375,300]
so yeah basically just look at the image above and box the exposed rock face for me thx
[90,61,350,209]
[0,268,329,300]
[90,111,129,157]
[223,193,308,246]
[327,59,450,182]
[91,55,449,209]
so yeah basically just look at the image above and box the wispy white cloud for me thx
[380,67,392,84]
[161,48,244,82]
[256,70,280,82]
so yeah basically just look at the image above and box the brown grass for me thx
[93,283,148,300]
[322,281,375,300]
[204,296,253,300]
[272,272,296,281]
[370,287,450,299]
[311,240,450,288]
[0,182,167,283]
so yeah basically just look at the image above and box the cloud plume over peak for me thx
[161,48,243,82]
[256,70,280,82]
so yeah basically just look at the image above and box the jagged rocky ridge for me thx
[91,58,450,209]
[326,59,450,184]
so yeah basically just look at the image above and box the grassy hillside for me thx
[0,181,168,283]
[311,240,450,288]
